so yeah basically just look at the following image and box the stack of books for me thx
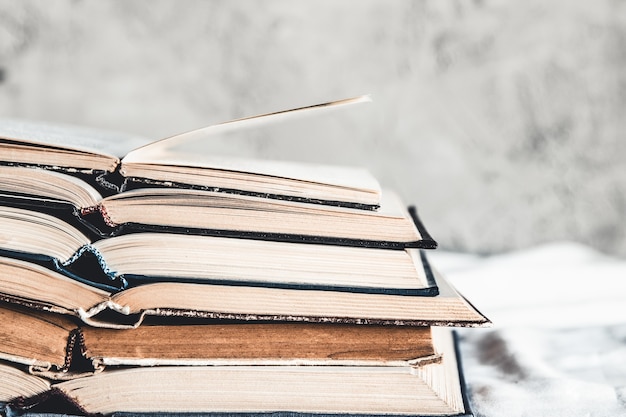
[0,99,489,417]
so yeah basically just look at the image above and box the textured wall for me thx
[0,0,624,255]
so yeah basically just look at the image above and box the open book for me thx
[0,168,434,248]
[0,97,436,248]
[0,303,440,380]
[0,96,380,209]
[0,252,488,328]
[2,327,471,417]
[0,205,437,295]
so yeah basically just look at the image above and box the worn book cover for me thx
[0,303,441,380]
[2,328,472,417]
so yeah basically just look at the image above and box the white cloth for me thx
[430,242,626,417]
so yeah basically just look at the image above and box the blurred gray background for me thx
[1,0,624,256]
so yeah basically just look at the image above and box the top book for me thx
[0,96,436,248]
[0,96,381,209]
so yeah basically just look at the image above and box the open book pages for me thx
[0,175,434,248]
[0,204,437,294]
[0,255,489,329]
[2,327,468,417]
[0,96,380,208]
[0,303,439,380]
[0,214,434,296]
[89,234,434,293]
[122,153,381,207]
[0,119,149,170]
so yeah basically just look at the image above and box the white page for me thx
[0,119,150,158]
[122,96,378,192]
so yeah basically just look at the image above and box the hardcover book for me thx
[0,303,440,380]
[0,96,436,249]
[1,328,472,417]
[0,253,488,329]
[0,97,381,211]
[0,205,437,294]
[0,97,484,417]
[0,177,435,249]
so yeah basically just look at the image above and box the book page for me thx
[0,304,76,370]
[0,362,51,402]
[0,119,150,158]
[126,95,371,155]
[81,324,434,366]
[123,148,380,193]
[121,96,379,193]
